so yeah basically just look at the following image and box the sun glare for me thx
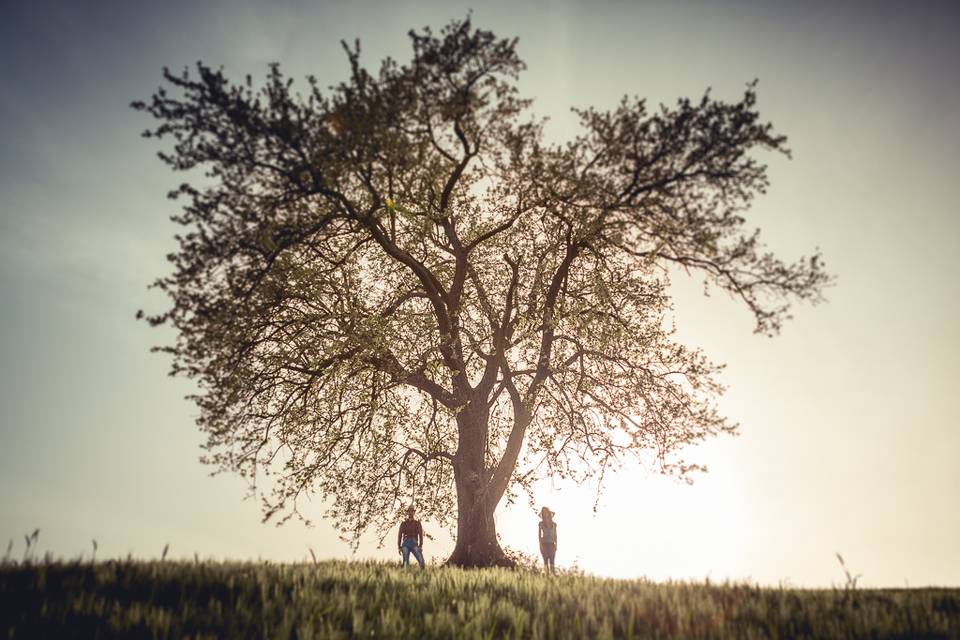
[499,439,748,581]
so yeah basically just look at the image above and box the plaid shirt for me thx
[397,519,423,548]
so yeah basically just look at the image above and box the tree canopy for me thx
[134,17,829,565]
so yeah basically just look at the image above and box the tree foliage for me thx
[133,17,829,554]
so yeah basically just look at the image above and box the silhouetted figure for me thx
[397,506,425,568]
[538,506,557,572]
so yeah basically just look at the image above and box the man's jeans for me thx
[401,538,425,568]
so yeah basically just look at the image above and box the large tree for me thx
[134,18,829,566]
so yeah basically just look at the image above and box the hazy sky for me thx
[1,0,958,587]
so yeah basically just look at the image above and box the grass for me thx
[1,558,958,638]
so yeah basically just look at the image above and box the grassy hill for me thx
[2,559,958,638]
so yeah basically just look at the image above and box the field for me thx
[2,559,959,639]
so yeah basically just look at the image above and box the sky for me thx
[1,0,958,587]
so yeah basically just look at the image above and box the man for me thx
[397,506,425,568]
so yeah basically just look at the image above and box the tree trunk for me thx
[446,401,515,568]
[446,473,513,567]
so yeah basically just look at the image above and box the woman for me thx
[538,506,557,572]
